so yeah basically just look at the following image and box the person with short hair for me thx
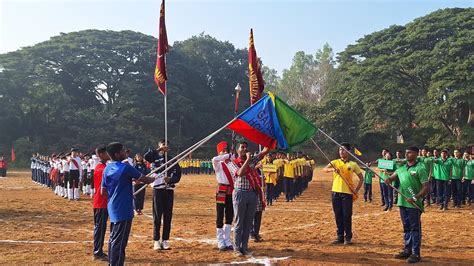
[385,146,429,263]
[450,149,465,208]
[433,149,452,211]
[462,152,473,205]
[144,139,182,251]
[92,145,110,261]
[232,142,269,256]
[323,143,363,245]
[101,142,155,266]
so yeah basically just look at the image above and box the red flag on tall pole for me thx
[11,146,16,162]
[248,29,265,105]
[154,0,169,95]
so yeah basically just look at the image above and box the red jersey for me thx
[0,160,7,169]
[93,162,107,209]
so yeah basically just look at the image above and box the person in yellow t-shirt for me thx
[262,154,277,206]
[323,142,363,245]
[283,154,296,202]
[272,153,284,200]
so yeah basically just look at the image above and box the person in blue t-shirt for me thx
[101,142,155,266]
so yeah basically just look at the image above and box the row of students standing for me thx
[179,159,214,175]
[362,148,473,212]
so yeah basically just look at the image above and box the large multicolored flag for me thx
[248,29,265,105]
[154,0,169,95]
[227,92,316,150]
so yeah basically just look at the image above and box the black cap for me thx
[441,149,449,153]
[71,148,78,152]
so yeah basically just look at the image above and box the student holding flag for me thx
[323,142,363,245]
[384,146,429,264]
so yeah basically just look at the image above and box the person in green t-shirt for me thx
[417,147,435,206]
[385,146,429,264]
[432,149,452,210]
[450,150,465,208]
[363,165,375,202]
[462,152,473,205]
[379,152,396,211]
[368,149,389,207]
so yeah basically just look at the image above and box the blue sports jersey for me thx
[102,161,142,222]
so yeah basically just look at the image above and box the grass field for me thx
[0,169,473,265]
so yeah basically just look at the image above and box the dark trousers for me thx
[70,170,79,188]
[251,210,263,237]
[399,206,422,256]
[0,168,6,177]
[266,183,274,205]
[90,170,95,189]
[451,179,462,206]
[93,208,108,256]
[379,182,385,205]
[133,184,146,210]
[284,177,294,201]
[381,183,393,208]
[153,189,174,241]
[462,180,473,203]
[216,194,233,228]
[332,192,353,240]
[109,219,132,266]
[363,183,372,201]
[294,177,302,196]
[436,180,449,207]
[430,179,437,202]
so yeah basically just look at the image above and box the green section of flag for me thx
[271,93,317,148]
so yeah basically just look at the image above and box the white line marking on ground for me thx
[229,256,291,265]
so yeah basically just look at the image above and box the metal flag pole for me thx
[133,118,237,195]
[231,83,241,156]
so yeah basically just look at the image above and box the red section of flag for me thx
[11,147,16,162]
[227,119,278,149]
[248,29,265,105]
[154,0,169,95]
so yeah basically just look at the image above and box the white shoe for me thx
[223,224,233,249]
[216,228,225,250]
[153,241,161,250]
[161,240,170,250]
[74,188,80,200]
[68,188,74,200]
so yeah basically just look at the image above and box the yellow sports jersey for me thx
[330,159,362,194]
[283,160,295,178]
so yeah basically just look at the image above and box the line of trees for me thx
[0,8,472,166]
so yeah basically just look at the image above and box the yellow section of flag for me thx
[354,148,362,156]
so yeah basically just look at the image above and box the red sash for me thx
[70,158,80,170]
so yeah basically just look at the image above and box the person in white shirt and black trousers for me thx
[144,139,181,251]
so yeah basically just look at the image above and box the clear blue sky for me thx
[1,0,472,74]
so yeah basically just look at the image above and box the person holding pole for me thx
[384,146,429,264]
[323,142,363,245]
[232,141,269,256]
[211,141,235,251]
[144,139,182,251]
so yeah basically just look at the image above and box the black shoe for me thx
[93,253,108,261]
[380,203,386,207]
[226,245,234,250]
[407,254,421,263]
[218,246,227,252]
[394,251,412,259]
[439,205,444,210]
[383,207,389,212]
[331,238,344,245]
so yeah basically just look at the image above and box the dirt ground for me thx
[0,169,473,265]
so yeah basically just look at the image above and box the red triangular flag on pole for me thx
[248,29,265,105]
[154,0,169,95]
[11,146,16,162]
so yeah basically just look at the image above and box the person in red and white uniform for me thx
[68,148,83,200]
[211,141,237,251]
